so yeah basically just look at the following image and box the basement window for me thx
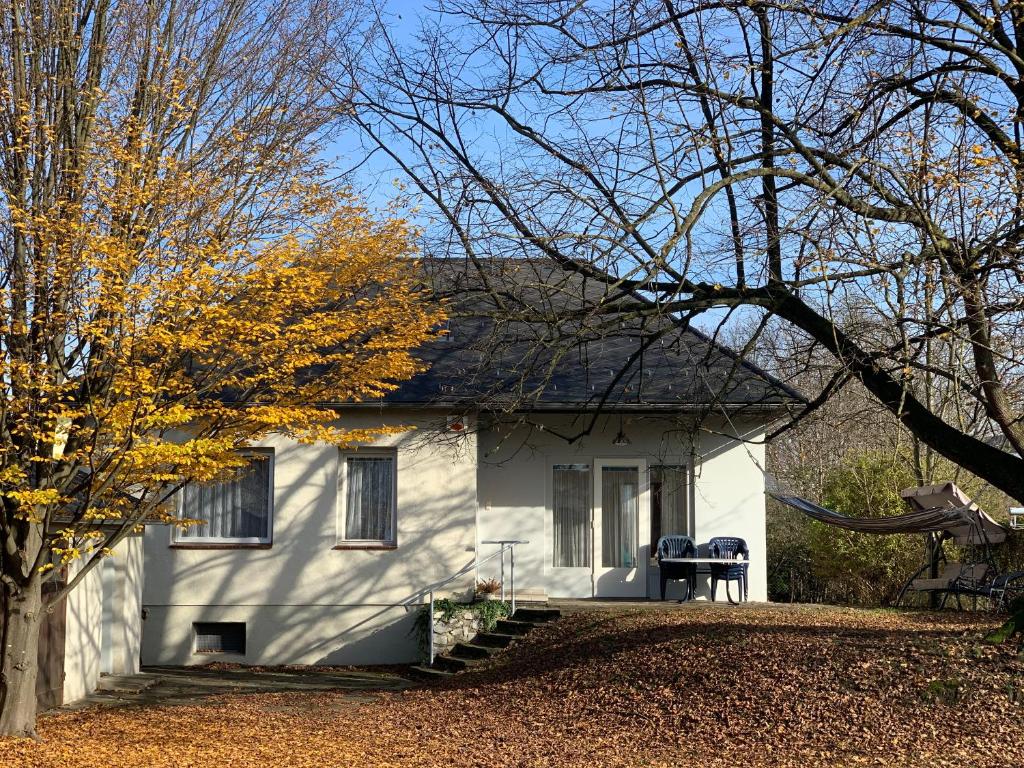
[194,622,246,655]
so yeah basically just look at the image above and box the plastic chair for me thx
[656,535,696,601]
[708,536,749,604]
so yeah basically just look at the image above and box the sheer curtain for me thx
[345,456,395,541]
[552,465,591,567]
[602,467,638,568]
[650,465,689,551]
[180,455,271,541]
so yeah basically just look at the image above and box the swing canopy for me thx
[773,482,1007,546]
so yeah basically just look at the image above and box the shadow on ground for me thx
[53,665,411,713]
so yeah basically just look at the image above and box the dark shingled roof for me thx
[373,258,802,413]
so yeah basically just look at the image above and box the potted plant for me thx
[475,578,502,601]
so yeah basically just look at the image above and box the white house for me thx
[140,259,799,666]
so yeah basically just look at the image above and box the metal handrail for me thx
[427,539,529,665]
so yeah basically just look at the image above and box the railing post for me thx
[477,539,527,618]
[499,546,506,602]
[428,590,435,665]
[510,543,516,615]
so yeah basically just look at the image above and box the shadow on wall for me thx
[143,603,426,666]
[474,414,767,602]
[140,413,770,666]
[142,429,481,667]
[63,561,103,702]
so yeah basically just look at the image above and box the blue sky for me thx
[328,0,429,204]
[323,0,763,339]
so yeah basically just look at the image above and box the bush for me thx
[806,452,924,606]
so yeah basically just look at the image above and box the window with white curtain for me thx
[175,452,273,545]
[650,465,689,552]
[340,453,397,546]
[552,464,591,568]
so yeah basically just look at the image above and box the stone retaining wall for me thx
[431,608,484,656]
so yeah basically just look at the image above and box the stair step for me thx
[408,665,454,681]
[412,610,562,680]
[450,642,498,660]
[494,619,536,636]
[433,654,490,673]
[512,607,561,623]
[474,632,518,648]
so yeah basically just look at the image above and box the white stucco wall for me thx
[62,535,145,704]
[693,425,768,601]
[476,413,770,601]
[141,408,772,668]
[141,411,478,666]
[62,558,102,703]
[102,535,144,676]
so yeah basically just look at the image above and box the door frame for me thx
[592,457,650,598]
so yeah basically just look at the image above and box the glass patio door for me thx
[592,459,649,597]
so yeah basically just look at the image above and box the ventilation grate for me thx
[194,622,246,654]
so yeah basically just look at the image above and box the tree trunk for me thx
[0,579,43,738]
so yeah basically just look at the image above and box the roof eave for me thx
[325,400,800,415]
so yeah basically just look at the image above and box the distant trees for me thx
[354,0,1024,501]
[759,317,1020,605]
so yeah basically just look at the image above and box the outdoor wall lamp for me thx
[612,415,632,446]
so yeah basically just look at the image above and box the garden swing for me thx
[772,483,1023,611]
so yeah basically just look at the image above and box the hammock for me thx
[772,494,962,533]
[772,487,1007,546]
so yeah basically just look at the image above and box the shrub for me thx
[806,451,922,606]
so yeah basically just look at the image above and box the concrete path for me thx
[54,666,412,713]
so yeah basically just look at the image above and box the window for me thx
[552,464,591,567]
[174,452,273,545]
[650,465,689,552]
[194,622,245,654]
[340,452,397,546]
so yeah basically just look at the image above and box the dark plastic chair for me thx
[708,536,749,604]
[952,568,1024,611]
[989,571,1024,611]
[656,535,696,601]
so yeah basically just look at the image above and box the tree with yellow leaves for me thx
[0,0,441,736]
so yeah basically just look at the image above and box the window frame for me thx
[336,449,399,550]
[171,449,275,548]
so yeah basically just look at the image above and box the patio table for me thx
[660,557,750,603]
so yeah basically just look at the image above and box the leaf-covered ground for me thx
[2,604,1022,767]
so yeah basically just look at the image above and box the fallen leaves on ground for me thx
[2,604,1022,767]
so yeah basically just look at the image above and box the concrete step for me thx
[433,654,489,673]
[494,619,536,636]
[408,665,454,681]
[509,590,548,603]
[474,632,518,648]
[450,642,498,660]
[96,674,158,695]
[512,607,561,623]
[412,607,562,682]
